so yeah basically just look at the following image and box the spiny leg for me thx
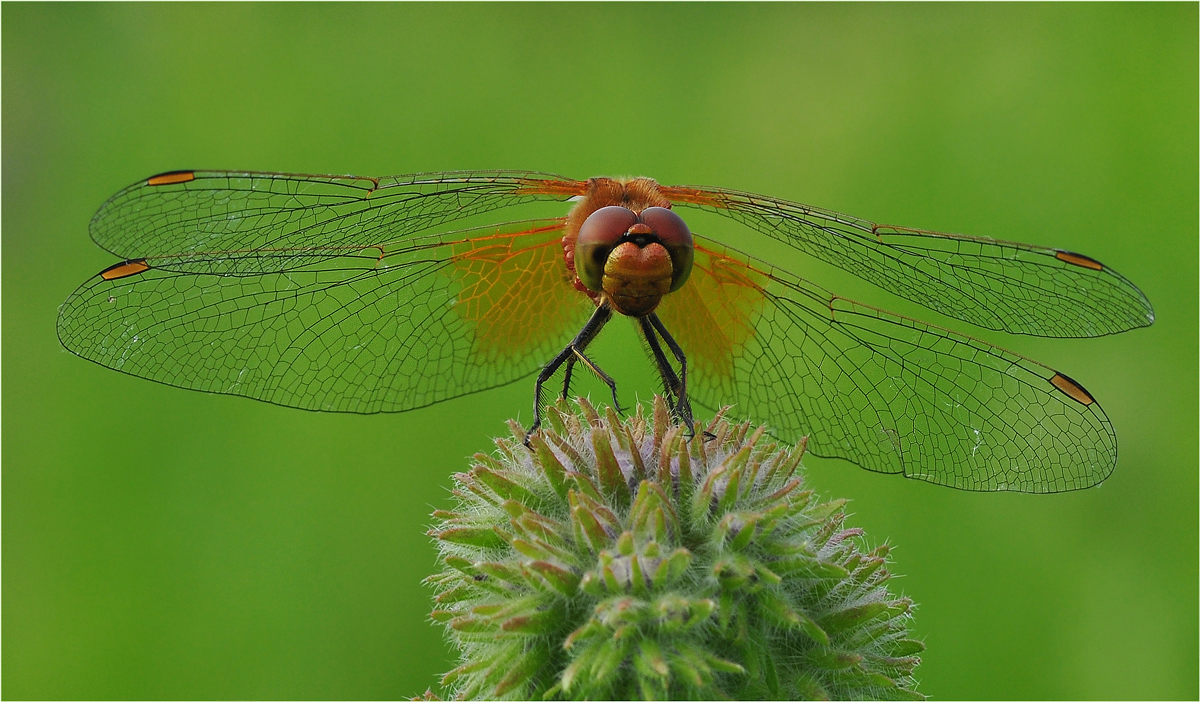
[561,356,576,400]
[561,317,621,409]
[640,314,695,433]
[526,303,614,443]
[569,345,622,411]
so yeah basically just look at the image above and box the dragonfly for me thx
[57,170,1154,493]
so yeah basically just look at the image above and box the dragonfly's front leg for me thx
[568,346,622,411]
[526,303,614,444]
[561,344,622,412]
[639,314,695,435]
[561,357,576,400]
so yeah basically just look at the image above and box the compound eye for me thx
[640,207,694,292]
[576,206,637,292]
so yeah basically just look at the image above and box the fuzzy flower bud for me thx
[425,397,924,700]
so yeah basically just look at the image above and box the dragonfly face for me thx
[569,182,695,316]
[57,170,1154,493]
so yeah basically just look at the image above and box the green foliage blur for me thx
[4,4,1195,699]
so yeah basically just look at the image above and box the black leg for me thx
[561,357,576,400]
[526,303,614,443]
[640,313,695,433]
[638,317,683,404]
[569,345,622,411]
[560,350,614,407]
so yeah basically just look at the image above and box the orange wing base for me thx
[449,223,592,363]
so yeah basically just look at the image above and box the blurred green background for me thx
[4,3,1196,699]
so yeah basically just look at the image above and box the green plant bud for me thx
[591,426,630,506]
[853,556,888,585]
[808,649,865,671]
[426,397,924,700]
[434,585,474,605]
[706,653,747,675]
[430,526,507,550]
[548,431,588,474]
[527,560,581,596]
[472,466,541,508]
[730,515,760,551]
[500,606,559,634]
[475,561,524,587]
[569,501,611,553]
[774,554,850,580]
[868,654,924,678]
[636,637,671,679]
[820,601,891,634]
[494,654,542,696]
[886,639,927,658]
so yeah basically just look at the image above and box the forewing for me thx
[662,184,1154,338]
[90,170,587,274]
[57,220,594,413]
[655,238,1116,493]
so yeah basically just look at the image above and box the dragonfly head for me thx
[576,205,694,316]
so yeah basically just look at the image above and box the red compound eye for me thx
[639,207,694,292]
[576,206,638,292]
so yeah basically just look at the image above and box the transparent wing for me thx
[661,184,1154,338]
[655,237,1116,493]
[89,169,588,274]
[57,220,594,413]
